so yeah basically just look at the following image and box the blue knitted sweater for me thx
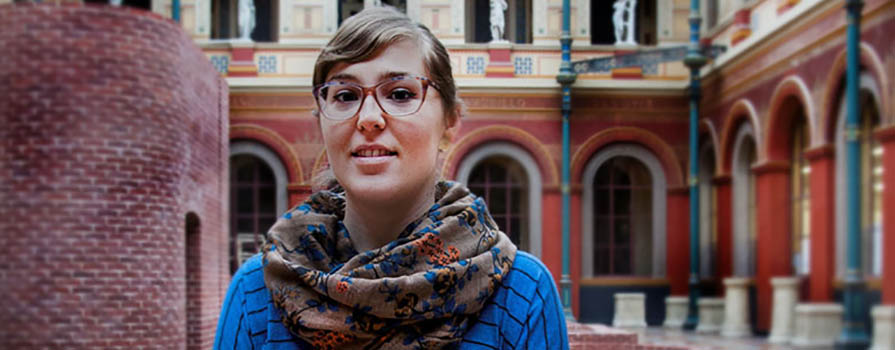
[214,251,569,350]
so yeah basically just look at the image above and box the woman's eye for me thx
[333,90,360,103]
[387,88,417,101]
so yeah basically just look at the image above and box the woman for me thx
[215,7,568,350]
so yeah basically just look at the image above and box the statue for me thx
[613,0,638,45]
[489,0,508,42]
[238,0,256,41]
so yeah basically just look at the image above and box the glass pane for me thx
[614,217,630,245]
[510,187,523,213]
[613,248,631,275]
[594,247,609,275]
[233,156,255,182]
[613,164,630,186]
[258,217,276,235]
[595,189,609,214]
[489,187,507,214]
[468,167,486,185]
[468,184,486,198]
[509,217,522,248]
[491,214,507,232]
[236,188,253,213]
[259,187,275,214]
[594,217,610,245]
[258,163,274,183]
[236,218,253,234]
[596,164,611,184]
[613,189,631,215]
[490,164,507,182]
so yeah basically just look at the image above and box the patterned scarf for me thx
[263,181,517,350]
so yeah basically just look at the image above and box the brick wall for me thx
[0,3,228,349]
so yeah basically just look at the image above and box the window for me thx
[732,128,757,277]
[184,213,201,350]
[338,0,364,26]
[467,156,529,251]
[859,94,882,277]
[229,155,278,274]
[593,157,652,276]
[465,0,532,44]
[791,119,811,275]
[591,0,657,45]
[212,0,278,41]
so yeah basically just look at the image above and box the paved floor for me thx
[637,328,808,350]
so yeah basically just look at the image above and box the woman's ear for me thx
[440,107,462,151]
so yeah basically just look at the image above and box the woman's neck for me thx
[343,182,436,252]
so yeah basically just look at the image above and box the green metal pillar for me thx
[836,0,869,348]
[172,0,181,22]
[556,0,577,321]
[682,0,706,331]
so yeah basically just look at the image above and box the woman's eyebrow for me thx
[327,71,412,84]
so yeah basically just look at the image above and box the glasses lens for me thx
[376,77,425,116]
[318,83,362,120]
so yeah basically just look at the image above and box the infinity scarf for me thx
[263,181,517,349]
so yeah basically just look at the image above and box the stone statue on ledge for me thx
[489,0,508,43]
[613,0,638,45]
[238,0,256,41]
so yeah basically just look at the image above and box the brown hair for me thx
[312,6,461,121]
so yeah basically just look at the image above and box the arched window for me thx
[467,156,530,251]
[732,124,757,277]
[835,74,884,278]
[593,156,652,275]
[581,144,667,278]
[699,142,717,279]
[791,119,811,275]
[465,0,532,43]
[230,154,277,274]
[590,0,656,45]
[457,142,543,258]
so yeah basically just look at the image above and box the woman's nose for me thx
[356,93,386,132]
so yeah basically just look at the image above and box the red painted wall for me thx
[753,164,793,331]
[666,189,691,295]
[713,177,733,286]
[806,147,835,301]
[0,4,228,349]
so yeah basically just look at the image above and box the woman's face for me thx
[319,39,457,203]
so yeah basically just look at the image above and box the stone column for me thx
[721,277,751,337]
[613,293,647,328]
[791,303,843,347]
[872,305,895,350]
[663,296,688,329]
[768,277,800,343]
[696,297,724,333]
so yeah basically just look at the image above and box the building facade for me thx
[189,0,893,332]
[2,0,894,347]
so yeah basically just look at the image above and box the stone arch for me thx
[731,122,758,277]
[229,124,303,184]
[719,99,762,174]
[456,142,543,259]
[571,126,683,187]
[230,141,289,216]
[444,125,558,186]
[822,42,891,143]
[765,75,818,161]
[580,143,668,278]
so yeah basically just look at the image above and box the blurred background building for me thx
[1,0,893,349]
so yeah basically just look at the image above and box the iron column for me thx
[556,0,577,320]
[836,0,869,348]
[682,0,707,331]
[173,0,181,22]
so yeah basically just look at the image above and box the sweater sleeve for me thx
[517,252,569,350]
[214,256,263,350]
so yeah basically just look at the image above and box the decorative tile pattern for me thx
[466,56,486,75]
[209,55,229,74]
[642,62,658,75]
[258,55,277,74]
[514,56,533,75]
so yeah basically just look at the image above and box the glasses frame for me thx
[312,75,440,121]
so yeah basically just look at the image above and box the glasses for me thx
[312,75,439,121]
